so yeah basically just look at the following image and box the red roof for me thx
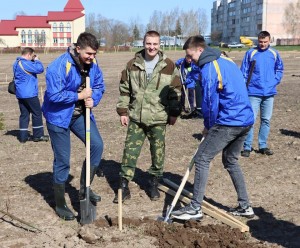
[15,16,51,28]
[0,0,84,36]
[0,20,18,35]
[64,0,84,12]
[47,11,84,21]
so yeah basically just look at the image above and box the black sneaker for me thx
[171,204,203,220]
[241,149,251,157]
[258,148,273,156]
[229,205,255,219]
[33,135,49,142]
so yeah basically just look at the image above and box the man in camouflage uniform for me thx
[114,30,182,203]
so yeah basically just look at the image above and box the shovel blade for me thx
[80,187,97,225]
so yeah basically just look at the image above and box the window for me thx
[59,38,64,44]
[53,23,57,32]
[59,22,64,32]
[41,30,46,44]
[53,38,58,43]
[34,30,39,44]
[66,22,71,32]
[21,30,26,43]
[67,38,71,43]
[28,30,32,43]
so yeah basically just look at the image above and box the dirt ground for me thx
[0,50,299,248]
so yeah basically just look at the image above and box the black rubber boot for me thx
[53,183,75,221]
[113,177,131,203]
[149,176,160,201]
[79,166,101,202]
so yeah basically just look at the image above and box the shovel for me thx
[80,76,97,225]
[158,137,204,223]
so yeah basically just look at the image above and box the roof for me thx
[15,16,51,28]
[0,20,18,35]
[64,0,84,12]
[47,11,84,21]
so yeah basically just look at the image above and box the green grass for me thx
[0,113,4,130]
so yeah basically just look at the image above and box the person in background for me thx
[114,30,181,203]
[240,31,284,157]
[13,47,49,143]
[176,56,202,119]
[42,32,105,220]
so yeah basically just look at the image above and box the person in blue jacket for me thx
[176,57,202,118]
[171,35,255,220]
[240,31,284,157]
[42,32,105,220]
[13,47,49,143]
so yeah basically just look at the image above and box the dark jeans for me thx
[191,124,252,209]
[18,96,44,141]
[195,80,202,110]
[46,115,103,184]
[181,87,195,111]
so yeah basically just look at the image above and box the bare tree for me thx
[198,8,208,35]
[147,10,163,33]
[111,21,130,46]
[283,0,300,38]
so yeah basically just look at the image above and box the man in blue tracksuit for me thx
[240,31,284,157]
[176,57,202,118]
[171,36,255,220]
[13,47,49,143]
[42,32,105,220]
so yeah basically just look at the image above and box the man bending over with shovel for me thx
[171,36,255,220]
[42,32,105,220]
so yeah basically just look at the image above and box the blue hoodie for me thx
[198,47,254,129]
[13,57,44,99]
[240,46,284,96]
[42,46,105,128]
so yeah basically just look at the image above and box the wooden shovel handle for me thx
[86,77,91,187]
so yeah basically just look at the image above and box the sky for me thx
[0,0,215,33]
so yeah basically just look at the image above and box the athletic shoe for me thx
[229,205,255,218]
[171,204,203,220]
[258,148,273,156]
[241,149,251,157]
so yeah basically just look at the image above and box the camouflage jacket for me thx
[116,50,182,126]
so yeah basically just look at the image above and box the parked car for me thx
[228,42,245,48]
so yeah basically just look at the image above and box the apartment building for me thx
[211,0,298,43]
[0,0,85,48]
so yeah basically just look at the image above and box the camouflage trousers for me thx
[120,121,166,181]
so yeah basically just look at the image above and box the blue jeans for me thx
[243,96,274,150]
[18,97,44,141]
[191,125,252,209]
[46,115,103,184]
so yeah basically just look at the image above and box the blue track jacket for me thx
[13,57,44,99]
[175,58,200,89]
[240,46,284,96]
[198,47,254,130]
[42,48,105,128]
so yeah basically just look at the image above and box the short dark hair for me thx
[21,47,34,55]
[183,35,206,50]
[258,31,271,40]
[76,32,99,51]
[143,30,160,43]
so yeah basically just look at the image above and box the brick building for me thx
[211,0,298,43]
[0,0,85,48]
